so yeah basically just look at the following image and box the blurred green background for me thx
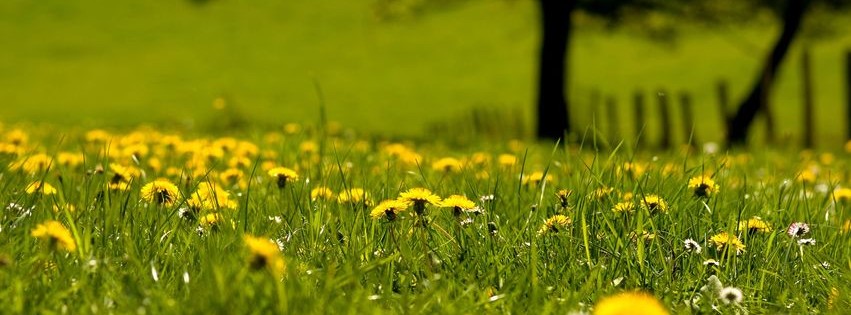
[2,0,851,144]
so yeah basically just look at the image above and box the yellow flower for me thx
[370,199,410,221]
[25,181,57,195]
[432,157,463,173]
[619,162,646,179]
[337,188,372,207]
[538,214,572,235]
[589,187,614,200]
[832,188,851,203]
[140,179,180,207]
[310,186,335,201]
[218,168,246,189]
[108,181,131,192]
[640,195,668,214]
[188,182,237,211]
[612,201,634,214]
[244,235,286,277]
[523,171,553,186]
[227,156,252,169]
[268,167,299,188]
[10,153,53,174]
[709,232,746,255]
[738,217,771,234]
[497,154,517,167]
[440,195,477,216]
[688,175,719,198]
[31,220,77,252]
[399,188,441,215]
[109,163,140,184]
[199,213,226,230]
[299,141,318,154]
[57,152,84,168]
[841,219,850,234]
[593,291,669,315]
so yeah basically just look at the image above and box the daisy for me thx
[787,222,810,238]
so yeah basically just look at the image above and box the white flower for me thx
[718,287,743,305]
[479,195,495,202]
[703,259,720,267]
[684,238,702,254]
[787,222,810,238]
[797,238,816,246]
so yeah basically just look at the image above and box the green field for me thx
[3,0,851,145]
[3,2,851,313]
[1,124,851,314]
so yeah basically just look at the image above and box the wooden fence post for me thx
[802,48,814,148]
[657,90,672,149]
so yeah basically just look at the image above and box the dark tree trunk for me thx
[726,0,809,146]
[536,0,574,141]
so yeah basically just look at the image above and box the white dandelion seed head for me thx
[719,287,743,305]
[703,259,720,267]
[787,222,810,238]
[684,238,702,254]
[701,275,723,296]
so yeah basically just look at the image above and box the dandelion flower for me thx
[25,181,57,195]
[199,213,224,230]
[370,199,410,222]
[708,232,746,255]
[440,195,477,216]
[592,291,669,315]
[432,157,463,173]
[786,222,810,238]
[738,216,771,234]
[310,186,335,201]
[612,202,634,214]
[589,187,614,200]
[842,219,851,234]
[497,154,517,167]
[688,175,719,198]
[140,179,180,207]
[188,182,236,211]
[832,188,851,203]
[718,287,743,305]
[268,167,299,188]
[640,195,668,214]
[684,239,702,254]
[337,188,372,207]
[109,163,140,184]
[399,188,441,215]
[522,171,553,186]
[538,214,572,235]
[31,220,76,252]
[244,235,286,277]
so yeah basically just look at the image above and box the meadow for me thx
[1,122,850,314]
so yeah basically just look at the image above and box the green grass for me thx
[1,124,850,314]
[3,0,851,145]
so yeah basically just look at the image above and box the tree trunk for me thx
[726,0,808,146]
[535,0,574,141]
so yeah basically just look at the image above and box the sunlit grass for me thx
[1,123,849,313]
